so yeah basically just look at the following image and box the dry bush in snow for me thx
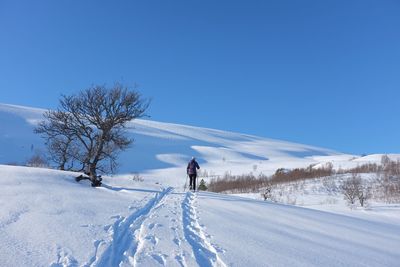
[270,163,334,184]
[26,153,49,168]
[375,173,400,203]
[321,176,338,195]
[340,173,371,208]
[340,174,362,206]
[208,172,269,193]
[131,173,144,182]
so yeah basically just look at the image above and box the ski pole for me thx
[184,174,188,191]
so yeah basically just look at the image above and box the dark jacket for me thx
[187,159,200,175]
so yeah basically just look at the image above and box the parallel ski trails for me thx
[182,192,227,267]
[133,191,192,267]
[91,187,173,267]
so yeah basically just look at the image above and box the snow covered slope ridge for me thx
[1,103,399,186]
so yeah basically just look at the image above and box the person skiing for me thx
[187,157,200,191]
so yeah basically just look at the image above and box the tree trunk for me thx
[89,163,101,187]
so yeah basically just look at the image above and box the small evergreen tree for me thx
[198,179,208,191]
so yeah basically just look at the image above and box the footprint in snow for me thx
[213,244,227,253]
[173,237,181,246]
[175,255,185,266]
[151,253,167,265]
[145,235,158,245]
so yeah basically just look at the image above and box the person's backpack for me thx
[188,160,197,174]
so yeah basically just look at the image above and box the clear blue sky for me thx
[1,0,399,154]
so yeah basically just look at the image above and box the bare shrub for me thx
[381,154,391,167]
[26,153,49,168]
[198,169,218,178]
[132,173,144,182]
[375,173,400,203]
[340,173,372,207]
[321,176,338,195]
[370,156,400,203]
[336,163,380,175]
[208,172,269,193]
[207,157,400,205]
[340,174,362,206]
[6,162,20,166]
[358,183,372,207]
[270,163,334,184]
[382,157,400,177]
[261,181,274,201]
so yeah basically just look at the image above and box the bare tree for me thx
[35,83,149,186]
[340,173,372,208]
[341,173,362,206]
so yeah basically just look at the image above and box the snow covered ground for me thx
[1,165,399,267]
[234,173,400,226]
[1,103,400,266]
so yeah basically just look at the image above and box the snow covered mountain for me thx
[2,103,397,187]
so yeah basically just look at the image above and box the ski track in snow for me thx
[182,192,227,267]
[86,188,226,267]
[90,187,173,267]
[1,162,399,267]
[132,191,193,267]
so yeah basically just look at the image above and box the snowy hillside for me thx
[1,103,400,266]
[1,165,399,267]
[2,103,399,187]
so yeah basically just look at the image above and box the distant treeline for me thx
[208,155,400,194]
